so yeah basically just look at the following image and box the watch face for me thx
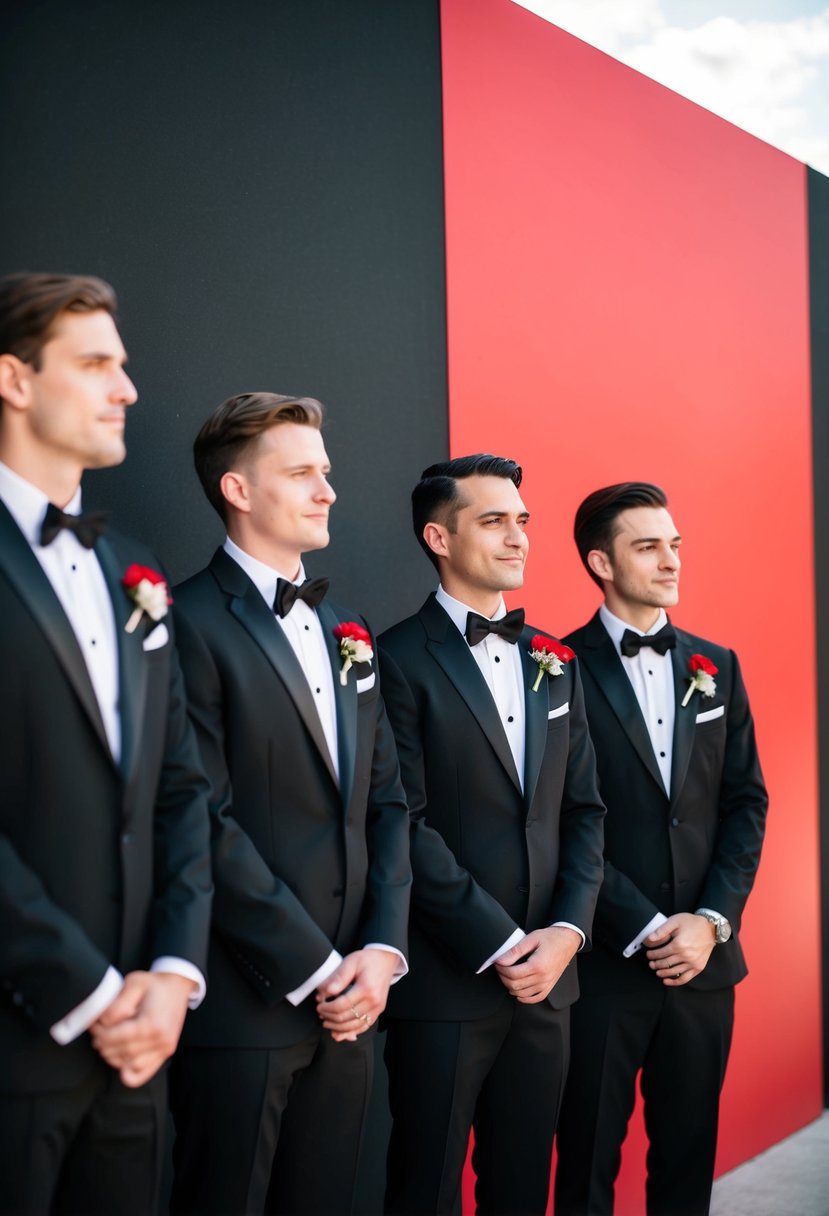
[717,922,732,943]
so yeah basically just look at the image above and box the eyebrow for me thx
[630,535,682,544]
[474,509,530,520]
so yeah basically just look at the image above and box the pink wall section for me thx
[440,0,822,1207]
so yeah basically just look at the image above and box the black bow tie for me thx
[620,622,676,658]
[40,503,107,549]
[465,607,525,647]
[274,575,329,618]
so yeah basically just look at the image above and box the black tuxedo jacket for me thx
[0,502,212,1093]
[563,613,768,993]
[172,547,411,1048]
[377,594,605,1021]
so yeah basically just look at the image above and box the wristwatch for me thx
[695,908,732,944]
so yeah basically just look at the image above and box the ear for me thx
[423,521,450,560]
[0,354,34,411]
[219,469,251,515]
[587,548,613,584]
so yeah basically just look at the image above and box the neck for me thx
[604,596,662,633]
[0,443,81,508]
[440,575,503,618]
[227,522,303,580]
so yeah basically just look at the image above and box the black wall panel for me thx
[0,0,448,629]
[809,166,829,1105]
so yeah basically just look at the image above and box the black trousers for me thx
[0,1062,166,1216]
[169,1027,374,1216]
[385,999,570,1216]
[554,983,735,1216]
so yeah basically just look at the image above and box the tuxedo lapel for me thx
[578,613,666,794]
[211,549,339,787]
[669,631,698,801]
[520,634,548,810]
[318,600,356,807]
[421,595,522,792]
[0,502,112,762]
[95,535,145,782]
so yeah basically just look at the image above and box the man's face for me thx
[240,422,336,569]
[433,474,529,600]
[17,309,137,471]
[600,505,681,614]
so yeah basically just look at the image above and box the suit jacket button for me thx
[121,831,134,844]
[517,885,528,893]
[671,817,680,827]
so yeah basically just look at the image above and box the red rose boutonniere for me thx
[122,564,172,634]
[333,621,374,686]
[681,653,718,707]
[529,634,575,692]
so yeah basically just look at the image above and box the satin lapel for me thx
[318,600,355,806]
[578,616,666,794]
[669,632,697,801]
[227,575,339,787]
[95,536,145,781]
[421,597,522,793]
[0,502,112,762]
[520,633,548,810]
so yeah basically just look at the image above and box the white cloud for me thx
[511,1,829,174]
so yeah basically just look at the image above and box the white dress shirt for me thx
[222,538,406,1004]
[598,604,674,957]
[435,586,585,966]
[0,462,205,1044]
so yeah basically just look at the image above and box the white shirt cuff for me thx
[50,965,124,1045]
[363,943,409,982]
[477,928,527,973]
[552,920,586,951]
[286,949,343,1006]
[623,912,669,958]
[151,957,206,1008]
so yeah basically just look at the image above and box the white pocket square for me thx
[695,704,724,723]
[356,672,376,693]
[142,622,169,652]
[548,702,570,720]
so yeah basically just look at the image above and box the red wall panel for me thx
[440,0,821,1208]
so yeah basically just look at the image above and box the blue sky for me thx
[511,1,829,174]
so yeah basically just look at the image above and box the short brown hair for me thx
[0,272,117,370]
[194,391,325,521]
[574,482,668,588]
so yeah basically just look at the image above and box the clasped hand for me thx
[90,971,196,1087]
[495,926,581,1003]
[315,947,399,1042]
[644,913,716,986]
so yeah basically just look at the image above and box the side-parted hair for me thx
[194,391,324,521]
[412,453,523,570]
[0,272,117,372]
[574,481,668,588]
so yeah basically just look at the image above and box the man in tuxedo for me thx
[553,482,768,1216]
[0,272,212,1216]
[377,454,606,1215]
[168,392,411,1215]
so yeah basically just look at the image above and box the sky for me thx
[511,0,829,175]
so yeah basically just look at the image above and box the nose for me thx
[661,544,680,570]
[505,521,527,548]
[315,475,336,504]
[112,367,138,406]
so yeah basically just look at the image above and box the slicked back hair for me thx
[412,453,523,570]
[574,481,668,588]
[0,272,118,396]
[194,391,325,522]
